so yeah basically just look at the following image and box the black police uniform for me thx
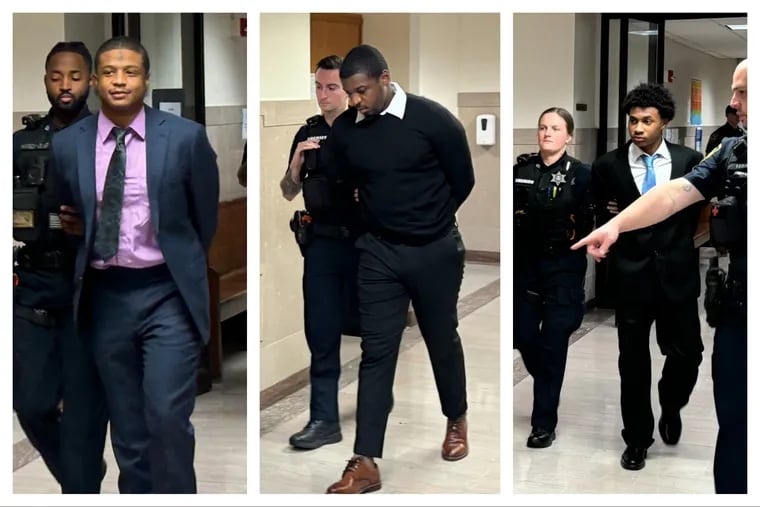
[514,152,592,435]
[684,135,747,494]
[287,114,360,427]
[705,123,743,155]
[13,109,107,493]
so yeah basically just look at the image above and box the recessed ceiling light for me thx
[726,24,748,30]
[629,29,658,36]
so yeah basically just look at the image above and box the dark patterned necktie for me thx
[93,127,128,260]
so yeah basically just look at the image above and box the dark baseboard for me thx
[260,310,417,409]
[260,367,310,410]
[466,250,500,264]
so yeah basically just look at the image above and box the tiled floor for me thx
[13,340,247,494]
[260,262,501,494]
[513,260,719,494]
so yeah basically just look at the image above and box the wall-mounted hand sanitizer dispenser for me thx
[476,114,496,146]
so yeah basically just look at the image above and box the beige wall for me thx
[260,13,501,390]
[363,13,411,90]
[260,14,310,101]
[259,100,314,389]
[457,93,500,253]
[14,13,66,112]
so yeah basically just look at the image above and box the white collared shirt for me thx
[355,82,407,123]
[627,140,672,194]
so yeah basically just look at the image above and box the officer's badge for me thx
[550,172,567,185]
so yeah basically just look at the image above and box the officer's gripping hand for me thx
[571,224,619,262]
[289,140,322,183]
[59,205,84,236]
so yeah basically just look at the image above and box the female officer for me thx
[513,107,592,448]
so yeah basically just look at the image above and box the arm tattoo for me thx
[280,168,301,199]
[680,181,695,193]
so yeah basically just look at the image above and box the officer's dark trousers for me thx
[515,266,584,432]
[303,236,359,423]
[616,297,703,448]
[353,228,467,458]
[712,299,747,494]
[84,265,200,494]
[13,303,108,493]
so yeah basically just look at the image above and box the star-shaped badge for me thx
[550,172,566,185]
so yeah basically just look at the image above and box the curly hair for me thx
[621,83,675,122]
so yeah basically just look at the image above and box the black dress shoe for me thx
[658,411,682,445]
[621,446,647,470]
[289,420,342,449]
[526,428,556,448]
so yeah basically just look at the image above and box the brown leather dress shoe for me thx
[442,414,469,461]
[326,456,381,494]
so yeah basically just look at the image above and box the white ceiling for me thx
[663,17,747,59]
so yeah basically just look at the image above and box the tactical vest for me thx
[710,136,747,251]
[515,154,587,255]
[13,114,64,245]
[301,114,333,213]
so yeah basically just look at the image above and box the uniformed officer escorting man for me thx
[514,107,592,449]
[573,59,748,494]
[280,54,360,449]
[13,41,108,493]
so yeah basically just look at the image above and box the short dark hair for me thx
[340,44,388,80]
[45,41,92,73]
[94,36,150,76]
[538,107,575,136]
[315,54,343,72]
[622,83,675,122]
[725,104,738,116]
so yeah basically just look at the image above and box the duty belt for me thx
[16,248,73,270]
[313,223,352,240]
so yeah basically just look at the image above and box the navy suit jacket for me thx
[50,106,219,343]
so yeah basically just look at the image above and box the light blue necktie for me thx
[641,153,659,194]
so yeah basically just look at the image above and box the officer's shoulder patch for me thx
[701,144,722,163]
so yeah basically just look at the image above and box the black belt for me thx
[313,223,352,240]
[368,224,452,246]
[16,248,73,270]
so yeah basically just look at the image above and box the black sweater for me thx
[327,93,475,243]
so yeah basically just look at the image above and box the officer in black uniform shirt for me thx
[325,45,475,494]
[573,59,748,494]
[13,41,107,493]
[705,105,743,155]
[280,55,360,450]
[514,107,592,450]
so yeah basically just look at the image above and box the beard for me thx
[47,88,90,117]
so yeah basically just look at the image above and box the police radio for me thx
[709,137,747,249]
[13,115,53,243]
[301,115,332,212]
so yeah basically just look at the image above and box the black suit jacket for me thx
[592,141,703,303]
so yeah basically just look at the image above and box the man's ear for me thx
[380,69,390,85]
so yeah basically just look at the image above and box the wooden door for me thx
[310,13,362,70]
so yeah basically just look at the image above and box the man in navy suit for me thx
[51,36,219,493]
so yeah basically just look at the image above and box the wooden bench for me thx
[206,197,247,382]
